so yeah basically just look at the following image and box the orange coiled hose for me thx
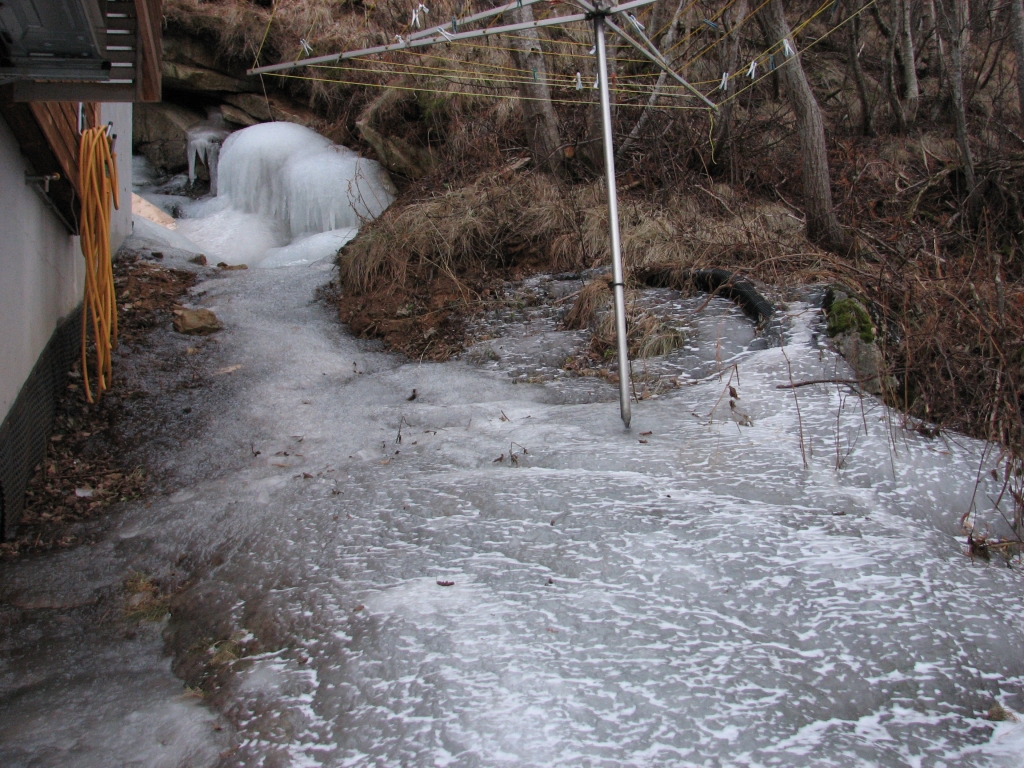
[78,126,120,403]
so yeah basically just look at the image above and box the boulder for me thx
[356,90,435,180]
[162,60,259,93]
[222,93,316,127]
[173,308,221,335]
[133,102,204,172]
[220,103,259,127]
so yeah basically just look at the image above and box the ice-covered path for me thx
[116,254,1024,766]
[4,248,1024,767]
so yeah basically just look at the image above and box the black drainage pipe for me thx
[637,266,775,324]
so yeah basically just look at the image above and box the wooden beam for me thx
[134,0,162,102]
[11,82,137,102]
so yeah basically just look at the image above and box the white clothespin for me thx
[719,71,729,91]
[300,38,313,56]
[628,14,645,32]
[411,3,429,28]
[575,71,583,90]
[747,60,757,78]
[439,27,454,41]
[782,38,794,57]
[593,74,599,89]
[395,35,405,44]
[589,46,596,55]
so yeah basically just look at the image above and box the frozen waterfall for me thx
[177,122,396,267]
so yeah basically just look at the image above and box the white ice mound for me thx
[180,122,395,267]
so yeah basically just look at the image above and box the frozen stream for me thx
[6,242,1023,766]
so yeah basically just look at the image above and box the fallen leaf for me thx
[214,364,242,375]
[436,580,455,587]
[639,439,648,444]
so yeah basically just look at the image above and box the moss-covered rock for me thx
[827,297,875,344]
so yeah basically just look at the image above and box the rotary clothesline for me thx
[247,0,881,428]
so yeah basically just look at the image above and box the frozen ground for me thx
[3,136,1024,764]
[6,240,1020,766]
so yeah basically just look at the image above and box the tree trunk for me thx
[898,0,920,123]
[936,0,976,191]
[848,10,876,136]
[510,5,563,173]
[710,0,751,169]
[764,0,848,252]
[616,0,685,162]
[1010,0,1024,117]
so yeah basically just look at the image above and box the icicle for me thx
[747,60,757,79]
[782,38,794,57]
[719,71,729,91]
[575,71,583,90]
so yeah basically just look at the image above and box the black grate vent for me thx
[0,307,81,539]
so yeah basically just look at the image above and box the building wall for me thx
[103,102,134,253]
[0,102,133,536]
[0,102,132,419]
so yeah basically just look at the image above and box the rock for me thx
[173,308,221,335]
[222,93,316,127]
[221,103,259,127]
[189,254,207,266]
[162,60,259,93]
[133,102,204,172]
[835,332,894,395]
[356,90,435,179]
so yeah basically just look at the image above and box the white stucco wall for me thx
[0,102,133,421]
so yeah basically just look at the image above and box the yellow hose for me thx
[78,126,120,403]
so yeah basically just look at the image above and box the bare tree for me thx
[710,0,752,170]
[763,0,849,252]
[510,4,563,173]
[1010,0,1024,116]
[936,0,976,190]
[847,9,876,135]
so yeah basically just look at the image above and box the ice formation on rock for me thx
[186,127,228,195]
[179,122,395,267]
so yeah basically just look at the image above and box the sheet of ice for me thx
[258,228,360,269]
[131,215,206,253]
[92,261,1024,768]
[176,200,288,266]
[176,122,394,266]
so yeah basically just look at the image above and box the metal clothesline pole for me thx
[592,8,631,428]
[246,0,721,427]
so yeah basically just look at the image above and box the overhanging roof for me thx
[0,0,162,102]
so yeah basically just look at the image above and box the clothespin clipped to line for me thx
[628,14,645,32]
[395,34,405,44]
[782,38,794,57]
[768,53,776,71]
[747,60,757,78]
[589,46,596,55]
[701,18,719,32]
[719,71,729,91]
[411,3,429,29]
[593,74,599,89]
[451,15,458,33]
[300,38,313,56]
[575,71,583,90]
